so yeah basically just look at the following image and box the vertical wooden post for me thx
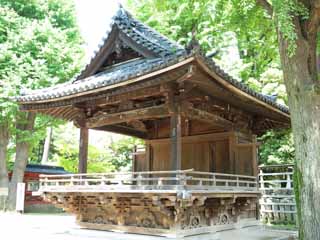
[170,108,182,171]
[229,133,237,174]
[78,127,89,173]
[252,135,258,176]
[145,143,152,171]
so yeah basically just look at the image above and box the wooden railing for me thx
[259,166,296,224]
[38,169,258,193]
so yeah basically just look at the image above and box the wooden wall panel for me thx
[150,143,170,171]
[182,142,210,171]
[236,146,253,176]
[210,140,230,173]
[149,118,225,139]
[139,132,258,176]
[133,153,147,172]
[148,133,233,173]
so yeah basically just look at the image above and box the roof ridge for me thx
[74,5,186,82]
[120,7,185,53]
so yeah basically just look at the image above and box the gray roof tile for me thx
[16,5,289,115]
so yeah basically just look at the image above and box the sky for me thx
[73,0,127,146]
[74,0,125,59]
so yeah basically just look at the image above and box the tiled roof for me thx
[25,164,69,174]
[196,54,290,114]
[16,5,289,116]
[75,5,186,81]
[17,55,189,102]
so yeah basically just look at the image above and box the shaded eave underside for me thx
[18,55,290,123]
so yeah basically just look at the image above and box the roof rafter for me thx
[86,104,169,128]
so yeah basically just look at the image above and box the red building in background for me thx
[9,164,68,212]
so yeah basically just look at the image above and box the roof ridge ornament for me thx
[186,29,203,55]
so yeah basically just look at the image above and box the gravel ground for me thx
[0,213,297,240]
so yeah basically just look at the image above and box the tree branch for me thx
[256,0,273,16]
[307,0,320,36]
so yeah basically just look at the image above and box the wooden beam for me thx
[94,125,147,139]
[78,127,89,173]
[183,106,234,130]
[119,31,157,58]
[86,104,169,128]
[92,86,162,107]
[128,120,147,132]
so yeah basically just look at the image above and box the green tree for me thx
[258,130,295,165]
[0,0,83,210]
[128,0,279,81]
[128,1,320,238]
[51,124,116,173]
[108,137,143,171]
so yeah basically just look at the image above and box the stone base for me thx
[24,203,65,213]
[44,192,258,238]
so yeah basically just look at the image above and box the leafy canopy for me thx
[51,123,142,173]
[0,0,84,161]
[127,0,295,165]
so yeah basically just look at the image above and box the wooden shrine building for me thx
[16,6,290,238]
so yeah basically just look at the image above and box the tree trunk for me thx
[278,17,320,239]
[7,112,36,211]
[0,122,9,210]
[41,127,52,164]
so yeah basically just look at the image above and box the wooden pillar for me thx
[229,133,237,174]
[252,135,258,176]
[78,127,89,173]
[170,109,182,171]
[145,143,152,171]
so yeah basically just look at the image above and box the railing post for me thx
[259,169,265,189]
[212,175,216,187]
[137,173,142,186]
[101,176,106,186]
[286,173,292,189]
[158,177,163,186]
[178,172,187,187]
[198,179,203,186]
[236,176,239,187]
[45,177,48,188]
[84,176,89,186]
[70,176,74,186]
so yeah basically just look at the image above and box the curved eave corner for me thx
[194,54,290,120]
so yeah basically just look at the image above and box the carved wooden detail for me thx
[43,191,258,237]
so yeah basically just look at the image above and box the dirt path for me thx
[0,213,296,240]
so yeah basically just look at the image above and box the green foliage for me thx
[258,130,295,165]
[214,0,279,80]
[0,0,84,163]
[127,0,279,81]
[128,0,227,54]
[51,124,141,173]
[247,66,287,105]
[271,0,308,56]
[51,124,115,173]
[108,137,143,171]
